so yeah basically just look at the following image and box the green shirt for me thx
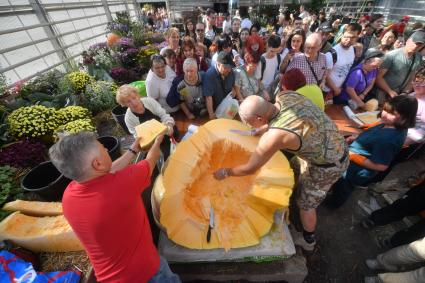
[381,48,422,91]
[270,92,346,165]
[296,84,325,111]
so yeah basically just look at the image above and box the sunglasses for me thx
[196,29,204,32]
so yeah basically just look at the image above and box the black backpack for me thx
[260,54,281,81]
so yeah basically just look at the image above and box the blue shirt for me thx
[349,124,407,166]
[203,66,235,110]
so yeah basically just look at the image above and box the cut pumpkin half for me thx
[0,212,83,252]
[153,119,294,250]
[135,119,168,149]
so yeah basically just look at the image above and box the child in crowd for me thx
[325,95,418,208]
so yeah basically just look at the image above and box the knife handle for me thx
[206,226,211,242]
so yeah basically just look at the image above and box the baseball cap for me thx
[410,29,425,44]
[318,21,333,33]
[364,50,384,61]
[216,51,235,68]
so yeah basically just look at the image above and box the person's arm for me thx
[180,102,195,119]
[232,85,244,102]
[145,135,164,176]
[350,154,389,172]
[346,87,365,107]
[376,68,397,97]
[206,96,216,119]
[124,110,138,137]
[361,77,375,97]
[214,130,282,179]
[110,138,142,173]
[146,74,160,100]
[326,74,341,95]
[320,69,328,90]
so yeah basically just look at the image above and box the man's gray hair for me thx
[49,131,98,181]
[183,58,198,72]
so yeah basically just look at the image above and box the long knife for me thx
[229,129,253,136]
[206,207,214,242]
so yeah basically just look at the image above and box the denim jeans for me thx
[148,257,181,283]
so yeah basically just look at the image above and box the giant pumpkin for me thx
[154,119,294,250]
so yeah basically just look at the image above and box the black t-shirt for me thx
[133,108,160,124]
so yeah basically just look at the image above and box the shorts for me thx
[148,257,181,283]
[291,156,349,210]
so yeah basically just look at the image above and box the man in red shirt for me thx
[49,132,180,283]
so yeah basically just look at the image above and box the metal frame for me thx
[0,0,142,85]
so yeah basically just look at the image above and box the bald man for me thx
[284,33,328,89]
[214,93,348,251]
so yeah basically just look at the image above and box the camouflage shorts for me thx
[291,156,349,210]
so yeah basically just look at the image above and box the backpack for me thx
[260,54,281,81]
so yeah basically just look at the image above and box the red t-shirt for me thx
[62,161,160,283]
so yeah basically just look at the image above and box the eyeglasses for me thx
[412,82,425,87]
[196,29,204,32]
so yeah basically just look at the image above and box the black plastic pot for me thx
[21,161,71,201]
[97,136,121,161]
[111,105,130,134]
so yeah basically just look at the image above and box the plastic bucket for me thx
[111,105,130,134]
[21,161,71,201]
[97,136,121,161]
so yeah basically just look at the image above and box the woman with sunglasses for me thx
[325,95,418,209]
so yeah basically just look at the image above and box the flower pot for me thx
[111,105,130,134]
[97,136,121,161]
[21,161,71,201]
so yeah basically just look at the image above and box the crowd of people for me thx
[50,4,425,283]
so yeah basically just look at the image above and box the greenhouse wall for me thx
[0,0,140,85]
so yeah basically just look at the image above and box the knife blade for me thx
[229,129,253,136]
[206,207,214,243]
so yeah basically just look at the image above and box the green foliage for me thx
[83,81,118,115]
[0,106,13,147]
[8,105,60,138]
[0,166,22,207]
[19,70,64,97]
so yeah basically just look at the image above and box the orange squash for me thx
[153,119,294,250]
[107,33,121,46]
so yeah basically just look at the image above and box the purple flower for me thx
[0,139,46,168]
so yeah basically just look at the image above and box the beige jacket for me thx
[124,97,175,137]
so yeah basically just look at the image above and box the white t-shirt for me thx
[241,18,252,30]
[223,20,231,34]
[255,54,279,89]
[324,43,355,92]
[145,65,178,113]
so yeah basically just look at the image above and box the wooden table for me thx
[172,104,362,137]
[325,104,362,136]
